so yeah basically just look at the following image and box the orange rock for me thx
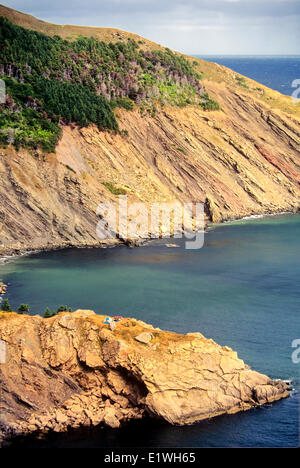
[0,310,289,445]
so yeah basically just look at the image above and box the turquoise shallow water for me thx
[0,214,299,447]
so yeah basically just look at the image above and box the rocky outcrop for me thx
[0,310,289,445]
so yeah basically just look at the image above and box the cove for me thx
[1,214,299,447]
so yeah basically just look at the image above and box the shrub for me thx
[43,307,53,318]
[111,97,134,111]
[0,75,118,152]
[103,182,127,195]
[65,164,76,173]
[199,93,220,111]
[17,304,30,314]
[236,76,249,89]
[1,299,12,312]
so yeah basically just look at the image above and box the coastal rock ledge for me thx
[0,310,289,445]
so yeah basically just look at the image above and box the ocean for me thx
[1,56,300,448]
[195,55,300,96]
[1,214,299,447]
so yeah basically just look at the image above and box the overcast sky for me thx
[2,0,300,55]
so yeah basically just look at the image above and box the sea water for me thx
[1,214,299,447]
[195,55,300,96]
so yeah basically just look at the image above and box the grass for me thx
[199,93,221,111]
[90,313,194,350]
[158,82,197,107]
[102,182,127,195]
[235,76,249,89]
[172,145,187,155]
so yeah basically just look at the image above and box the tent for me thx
[103,317,113,324]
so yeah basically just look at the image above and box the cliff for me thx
[0,310,289,445]
[0,5,299,256]
[1,95,300,256]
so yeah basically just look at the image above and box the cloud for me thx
[2,0,300,54]
[5,0,300,20]
[165,25,228,32]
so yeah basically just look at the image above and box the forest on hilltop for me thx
[0,17,219,152]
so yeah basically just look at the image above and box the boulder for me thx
[134,332,154,344]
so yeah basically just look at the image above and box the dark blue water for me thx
[1,214,299,447]
[196,55,300,96]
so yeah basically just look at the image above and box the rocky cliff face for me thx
[0,310,289,445]
[0,89,299,256]
[0,7,300,256]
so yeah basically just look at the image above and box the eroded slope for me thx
[0,85,299,255]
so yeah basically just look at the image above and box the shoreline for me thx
[0,238,132,265]
[207,210,297,229]
[222,210,295,223]
[0,209,298,264]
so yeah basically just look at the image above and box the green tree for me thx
[17,304,30,314]
[0,16,205,154]
[1,299,12,312]
[57,305,68,313]
[43,307,52,318]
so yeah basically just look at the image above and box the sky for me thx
[2,0,300,55]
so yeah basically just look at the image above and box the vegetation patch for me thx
[0,299,12,312]
[0,17,205,152]
[0,73,119,148]
[0,77,62,152]
[65,164,76,173]
[0,299,73,317]
[172,145,187,155]
[102,182,127,195]
[110,97,134,111]
[158,82,198,107]
[199,92,221,111]
[235,76,249,89]
[17,304,29,314]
